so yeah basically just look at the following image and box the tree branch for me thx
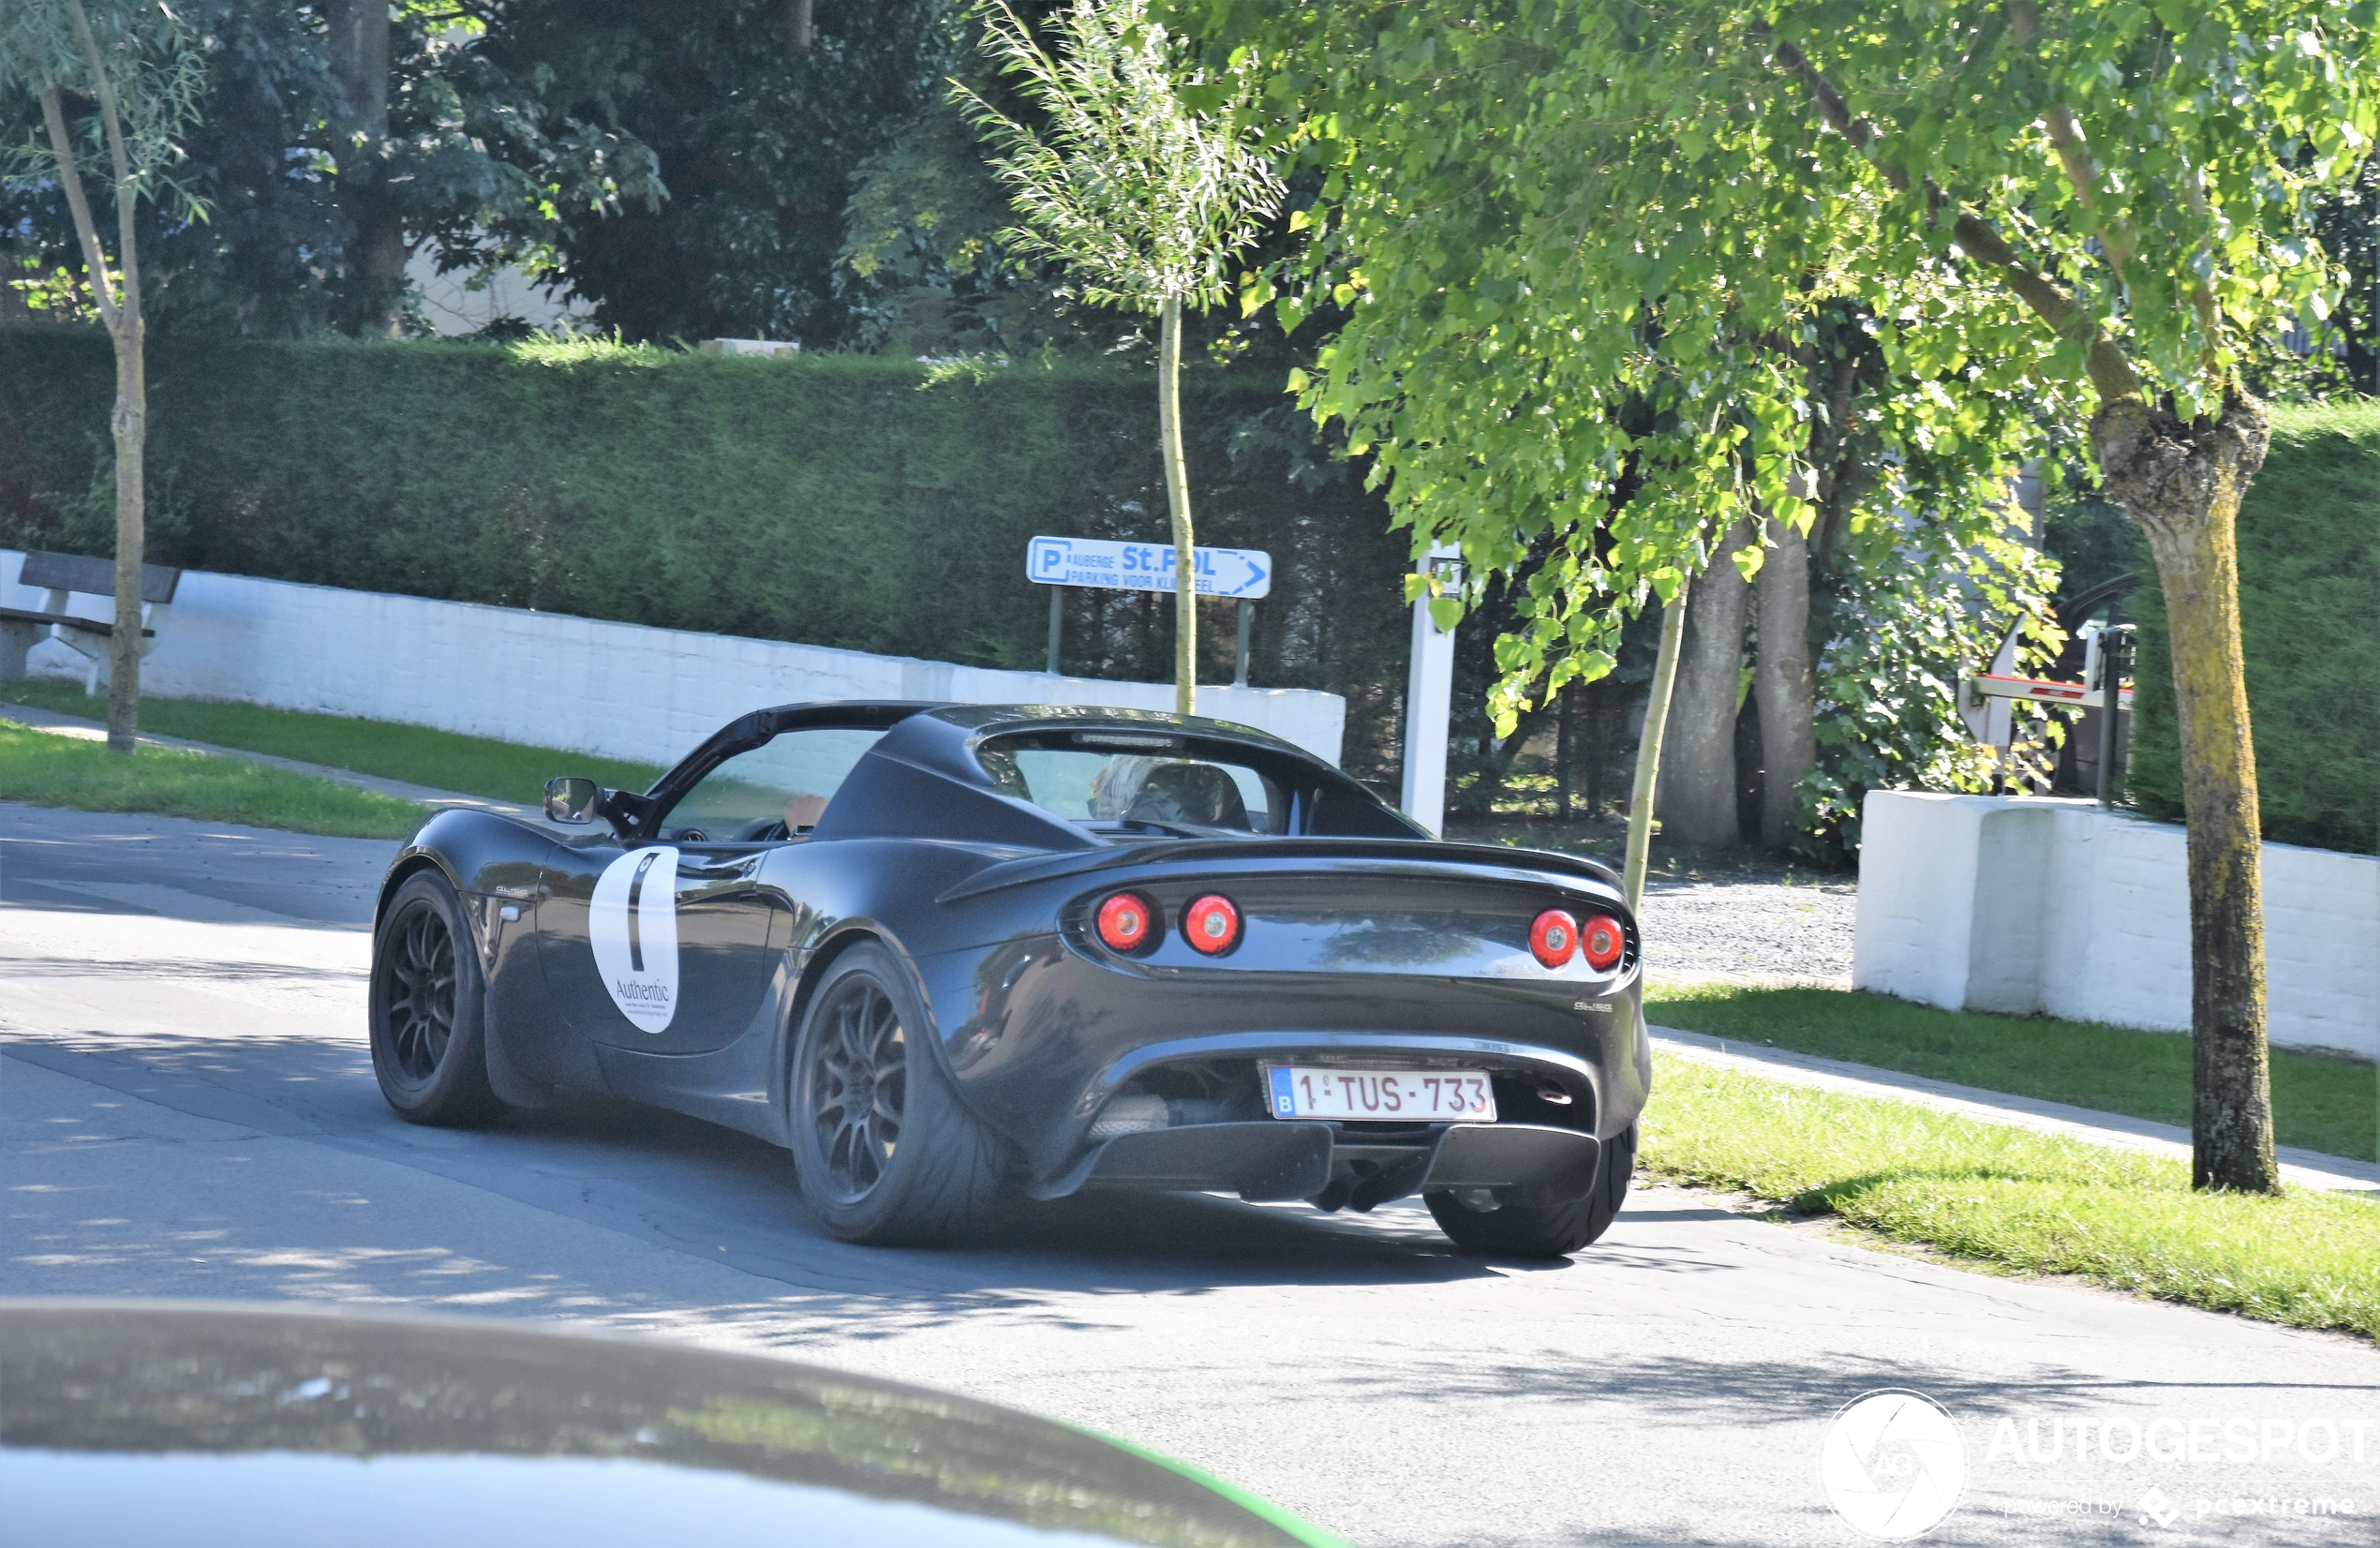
[67,0,141,338]
[2006,0,2135,284]
[2177,156,2226,370]
[38,87,122,336]
[1769,36,2142,406]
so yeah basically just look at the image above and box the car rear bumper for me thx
[1029,1119,1602,1212]
[913,926,1651,1196]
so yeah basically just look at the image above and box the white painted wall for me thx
[1855,790,2379,1060]
[404,249,594,338]
[3,551,1346,769]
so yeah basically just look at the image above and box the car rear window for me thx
[978,735,1288,837]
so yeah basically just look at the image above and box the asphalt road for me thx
[5,801,2374,1547]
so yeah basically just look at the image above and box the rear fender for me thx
[774,918,960,1131]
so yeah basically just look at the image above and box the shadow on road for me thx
[7,1026,1560,1310]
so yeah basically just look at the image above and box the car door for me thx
[536,836,781,1055]
[535,725,888,1057]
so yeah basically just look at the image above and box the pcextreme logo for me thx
[589,846,679,1034]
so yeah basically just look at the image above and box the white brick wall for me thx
[4,550,1347,769]
[1855,790,2378,1060]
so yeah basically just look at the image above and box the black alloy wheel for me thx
[807,976,908,1202]
[382,902,458,1081]
[787,943,1010,1245]
[367,870,507,1127]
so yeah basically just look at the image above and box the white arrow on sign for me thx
[1027,535,1272,600]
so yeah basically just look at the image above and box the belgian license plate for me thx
[1266,1066,1495,1122]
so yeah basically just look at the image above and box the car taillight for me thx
[1529,909,1579,968]
[1580,913,1626,971]
[1096,892,1156,953]
[1183,894,1242,955]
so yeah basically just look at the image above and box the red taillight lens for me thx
[1580,913,1626,971]
[1529,909,1579,968]
[1096,892,1156,953]
[1183,894,1242,955]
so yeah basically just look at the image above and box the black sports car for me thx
[368,702,1650,1255]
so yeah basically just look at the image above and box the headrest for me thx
[1122,761,1247,829]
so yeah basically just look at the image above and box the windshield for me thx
[980,743,1287,838]
[661,727,888,842]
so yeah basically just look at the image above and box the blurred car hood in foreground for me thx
[0,1301,1342,1548]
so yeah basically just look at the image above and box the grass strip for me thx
[1645,981,2377,1163]
[3,681,666,805]
[1641,1052,2380,1340]
[0,718,424,839]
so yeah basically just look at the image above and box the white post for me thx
[1400,543,1459,835]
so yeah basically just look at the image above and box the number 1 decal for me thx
[590,846,679,1033]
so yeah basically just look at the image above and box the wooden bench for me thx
[2,550,182,692]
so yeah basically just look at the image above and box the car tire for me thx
[368,869,509,1127]
[1424,1123,1635,1258]
[789,942,1011,1246]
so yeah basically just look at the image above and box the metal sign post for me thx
[2094,625,2133,809]
[1025,536,1273,684]
[1400,545,1463,835]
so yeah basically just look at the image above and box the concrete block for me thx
[1858,789,2378,1060]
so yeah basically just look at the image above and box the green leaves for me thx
[1168,0,2372,752]
[1,0,209,225]
[956,0,1284,317]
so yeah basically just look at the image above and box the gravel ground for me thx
[1440,815,1862,987]
[1633,873,1858,986]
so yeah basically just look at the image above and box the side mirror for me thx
[543,776,601,826]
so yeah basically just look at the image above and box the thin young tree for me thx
[2,0,204,752]
[957,0,1281,714]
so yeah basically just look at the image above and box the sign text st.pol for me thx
[1027,536,1272,600]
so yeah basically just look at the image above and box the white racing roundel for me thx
[589,846,679,1034]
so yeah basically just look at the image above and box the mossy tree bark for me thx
[2093,393,2279,1193]
[1658,516,1752,849]
[1753,514,1816,849]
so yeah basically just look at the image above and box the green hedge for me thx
[0,328,1413,778]
[2129,401,2380,856]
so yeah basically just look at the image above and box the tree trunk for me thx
[1555,683,1573,821]
[327,0,406,336]
[1658,517,1753,849]
[1158,295,1196,715]
[1623,573,1691,915]
[45,8,149,754]
[105,290,145,752]
[2093,392,2280,1195]
[1753,513,1817,848]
